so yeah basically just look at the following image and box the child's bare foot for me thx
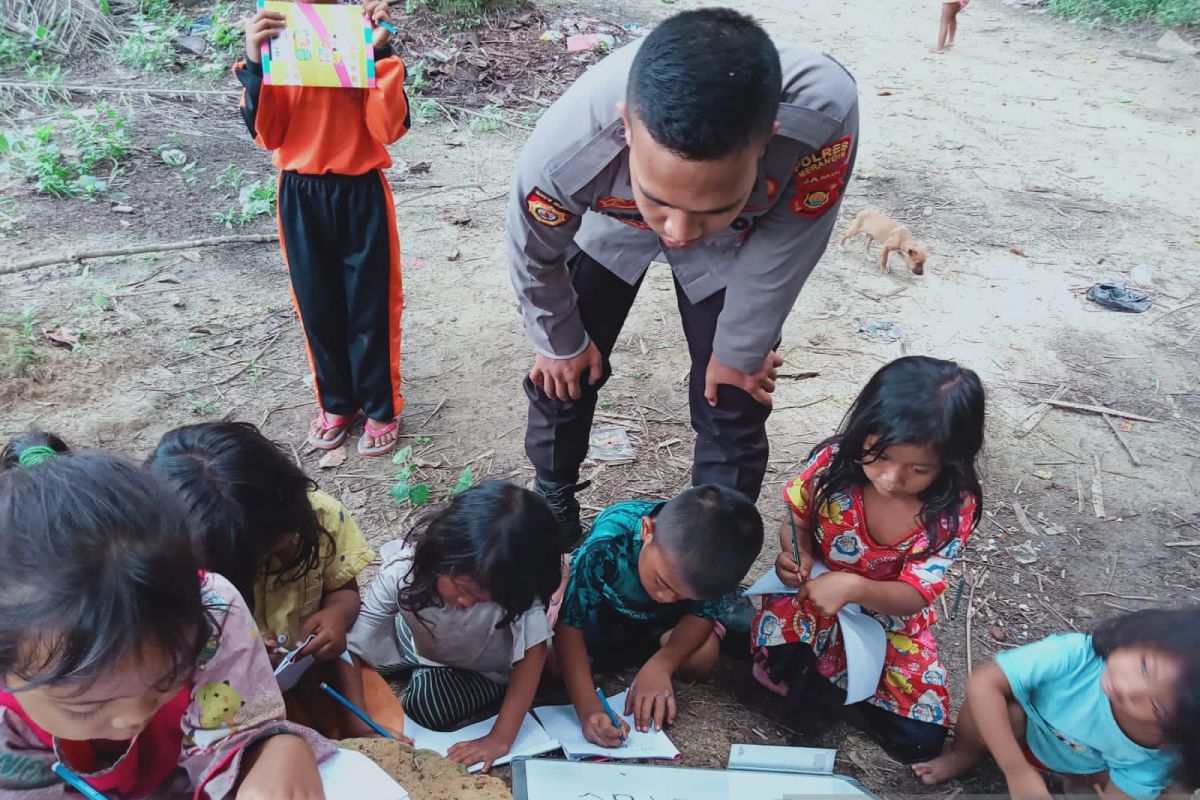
[912,740,977,785]
[929,46,947,54]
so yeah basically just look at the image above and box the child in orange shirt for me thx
[236,1,409,456]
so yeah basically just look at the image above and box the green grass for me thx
[1047,0,1199,25]
[0,308,39,377]
[0,103,133,198]
[469,104,503,134]
[213,165,277,227]
[404,0,521,14]
[0,26,51,71]
[119,0,188,72]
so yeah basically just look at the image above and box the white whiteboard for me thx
[512,759,879,800]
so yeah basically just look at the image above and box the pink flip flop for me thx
[307,410,363,451]
[357,419,400,457]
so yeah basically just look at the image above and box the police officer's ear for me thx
[616,101,633,147]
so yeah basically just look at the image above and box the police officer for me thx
[508,8,859,546]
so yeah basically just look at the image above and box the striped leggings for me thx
[389,616,504,730]
[403,667,505,731]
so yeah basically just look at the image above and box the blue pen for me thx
[378,19,397,34]
[52,763,111,800]
[319,682,394,739]
[594,688,627,744]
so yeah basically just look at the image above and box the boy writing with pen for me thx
[554,486,763,746]
[235,0,411,458]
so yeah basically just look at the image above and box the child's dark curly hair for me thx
[398,481,561,630]
[146,421,330,607]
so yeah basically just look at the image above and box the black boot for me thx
[535,476,591,551]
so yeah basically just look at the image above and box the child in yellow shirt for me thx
[148,421,379,738]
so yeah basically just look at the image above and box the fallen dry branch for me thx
[0,81,235,98]
[1,234,281,275]
[1040,399,1160,424]
[1088,394,1142,466]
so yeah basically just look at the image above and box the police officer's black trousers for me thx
[524,251,772,502]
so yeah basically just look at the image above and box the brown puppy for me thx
[840,209,928,275]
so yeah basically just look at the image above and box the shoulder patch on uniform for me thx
[526,188,574,227]
[790,179,842,218]
[794,135,853,183]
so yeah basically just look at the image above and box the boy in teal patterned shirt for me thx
[554,485,763,748]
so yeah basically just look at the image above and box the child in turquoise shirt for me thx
[554,486,763,748]
[914,608,1200,798]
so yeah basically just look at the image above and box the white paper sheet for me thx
[728,743,837,774]
[319,749,410,800]
[512,758,878,800]
[532,690,680,761]
[274,636,354,693]
[403,712,559,773]
[743,562,887,705]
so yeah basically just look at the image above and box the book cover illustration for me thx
[259,1,376,89]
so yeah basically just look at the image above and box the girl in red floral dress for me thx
[752,356,985,763]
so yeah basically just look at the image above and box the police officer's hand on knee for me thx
[530,341,603,402]
[704,351,783,408]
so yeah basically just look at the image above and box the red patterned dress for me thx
[751,445,977,726]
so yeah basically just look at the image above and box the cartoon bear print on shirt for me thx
[196,680,244,730]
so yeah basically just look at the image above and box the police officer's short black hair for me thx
[654,484,764,599]
[628,9,782,161]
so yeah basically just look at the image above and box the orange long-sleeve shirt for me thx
[234,47,410,175]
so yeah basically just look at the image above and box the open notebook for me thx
[532,690,680,761]
[403,712,559,773]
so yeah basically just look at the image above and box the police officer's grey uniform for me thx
[508,40,859,508]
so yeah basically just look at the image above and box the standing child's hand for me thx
[362,1,393,48]
[299,608,348,662]
[582,710,629,748]
[244,9,286,63]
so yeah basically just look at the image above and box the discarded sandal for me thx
[357,419,400,457]
[307,410,363,451]
[1086,281,1152,313]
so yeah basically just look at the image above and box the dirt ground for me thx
[3,0,1200,796]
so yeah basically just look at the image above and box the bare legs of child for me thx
[659,627,721,680]
[931,2,961,53]
[913,692,1027,783]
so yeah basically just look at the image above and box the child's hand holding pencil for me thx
[774,513,813,589]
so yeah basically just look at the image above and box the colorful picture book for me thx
[259,1,375,89]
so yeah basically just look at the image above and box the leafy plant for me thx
[216,180,276,227]
[389,447,473,506]
[1047,0,1199,24]
[185,392,218,415]
[407,61,430,95]
[0,25,51,70]
[119,0,188,71]
[0,307,39,376]
[470,104,503,134]
[404,0,520,13]
[207,2,243,52]
[389,445,432,506]
[0,103,133,198]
